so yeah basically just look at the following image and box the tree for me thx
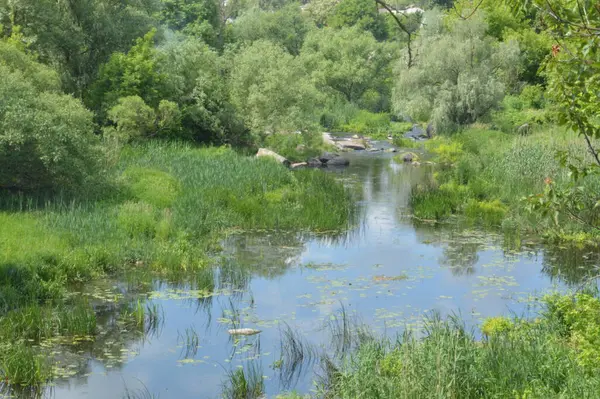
[160,0,221,46]
[328,0,388,40]
[87,29,168,124]
[0,42,101,192]
[300,26,395,110]
[105,96,182,141]
[229,40,320,135]
[161,38,246,143]
[393,14,520,132]
[0,0,160,95]
[230,4,312,55]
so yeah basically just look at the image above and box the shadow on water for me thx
[20,146,599,399]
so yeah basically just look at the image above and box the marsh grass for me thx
[0,142,352,388]
[411,127,600,238]
[278,323,319,389]
[320,307,600,398]
[222,362,265,399]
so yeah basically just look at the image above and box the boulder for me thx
[327,157,350,166]
[319,151,340,163]
[291,162,307,169]
[384,148,397,153]
[256,148,290,166]
[426,123,435,138]
[338,139,366,151]
[307,158,324,167]
[322,132,337,147]
[352,134,360,139]
[411,161,421,166]
[517,123,531,135]
[399,152,419,163]
[228,328,261,336]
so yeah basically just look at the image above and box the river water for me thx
[44,143,599,398]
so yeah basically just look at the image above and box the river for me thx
[45,142,598,398]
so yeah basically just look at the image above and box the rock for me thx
[319,151,340,163]
[228,328,261,336]
[327,157,350,166]
[367,148,382,152]
[426,122,435,138]
[517,123,531,135]
[307,158,324,167]
[256,148,290,166]
[338,139,366,151]
[387,135,393,140]
[411,161,421,166]
[404,124,428,140]
[322,132,337,147]
[291,162,307,169]
[352,134,360,139]
[384,148,397,153]
[399,152,419,163]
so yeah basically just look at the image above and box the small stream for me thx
[45,143,599,398]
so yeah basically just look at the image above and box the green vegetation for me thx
[0,143,351,385]
[1,0,600,394]
[320,294,600,398]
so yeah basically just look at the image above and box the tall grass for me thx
[0,142,354,388]
[320,295,600,398]
[411,127,600,239]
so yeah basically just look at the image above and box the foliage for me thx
[0,46,101,193]
[301,27,395,109]
[161,39,246,144]
[231,4,312,55]
[229,40,320,135]
[105,96,182,142]
[159,0,221,46]
[0,0,159,94]
[320,309,600,398]
[393,15,520,133]
[545,293,600,370]
[327,0,388,40]
[87,30,167,123]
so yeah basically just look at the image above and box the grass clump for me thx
[410,127,600,239]
[320,294,600,398]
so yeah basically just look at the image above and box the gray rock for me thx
[256,148,290,166]
[319,152,340,163]
[338,139,366,151]
[307,158,324,167]
[385,148,397,153]
[327,157,350,166]
[517,123,531,135]
[400,152,418,163]
[426,123,435,138]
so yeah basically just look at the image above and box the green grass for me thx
[319,293,600,398]
[0,142,353,387]
[409,127,600,239]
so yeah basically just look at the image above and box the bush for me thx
[0,60,102,193]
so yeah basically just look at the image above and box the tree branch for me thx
[374,0,414,68]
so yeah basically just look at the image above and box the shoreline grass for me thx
[0,142,354,387]
[409,126,600,244]
[318,293,600,398]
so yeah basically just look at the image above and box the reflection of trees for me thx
[541,244,600,287]
[440,241,481,276]
[219,232,306,291]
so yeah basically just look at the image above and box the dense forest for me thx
[0,0,600,397]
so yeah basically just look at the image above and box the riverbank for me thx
[0,142,353,387]
[409,127,600,245]
[315,292,600,398]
